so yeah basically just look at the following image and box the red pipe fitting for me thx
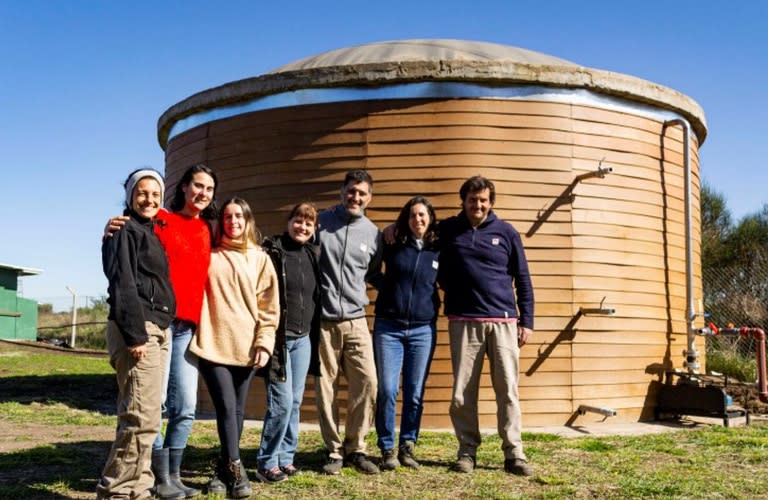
[739,327,768,404]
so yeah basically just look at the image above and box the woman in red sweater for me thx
[151,164,218,499]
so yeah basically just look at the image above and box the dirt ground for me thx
[0,420,114,454]
[2,340,767,498]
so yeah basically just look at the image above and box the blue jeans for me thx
[154,319,199,450]
[373,318,436,451]
[257,335,311,469]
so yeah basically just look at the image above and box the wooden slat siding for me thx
[165,124,209,157]
[572,104,682,138]
[573,290,687,309]
[166,96,703,428]
[571,223,687,248]
[213,164,577,188]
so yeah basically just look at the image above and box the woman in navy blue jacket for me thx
[373,196,440,471]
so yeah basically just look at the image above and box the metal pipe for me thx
[663,118,696,372]
[577,404,617,417]
[574,162,613,182]
[579,307,616,316]
[713,327,768,403]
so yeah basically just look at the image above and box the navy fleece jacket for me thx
[374,237,440,325]
[437,210,534,329]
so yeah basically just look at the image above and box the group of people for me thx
[97,165,535,499]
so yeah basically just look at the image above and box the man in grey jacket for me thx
[315,169,383,475]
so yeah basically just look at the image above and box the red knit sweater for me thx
[154,209,212,326]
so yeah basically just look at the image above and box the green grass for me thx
[0,348,111,375]
[2,343,768,499]
[706,349,758,383]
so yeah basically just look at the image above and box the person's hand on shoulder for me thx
[382,223,396,244]
[103,215,130,240]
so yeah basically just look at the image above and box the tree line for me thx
[701,182,768,329]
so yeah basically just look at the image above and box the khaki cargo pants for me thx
[97,321,169,499]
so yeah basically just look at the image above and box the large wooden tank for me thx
[158,39,707,427]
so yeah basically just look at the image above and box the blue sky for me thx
[1,0,766,310]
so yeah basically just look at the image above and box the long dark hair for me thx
[216,197,261,251]
[394,196,438,245]
[169,163,219,221]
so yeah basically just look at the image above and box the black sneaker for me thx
[380,449,399,471]
[504,458,534,476]
[280,464,300,477]
[321,457,343,475]
[255,466,288,483]
[398,441,420,469]
[451,454,475,473]
[345,452,380,474]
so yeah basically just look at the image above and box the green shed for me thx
[0,263,42,341]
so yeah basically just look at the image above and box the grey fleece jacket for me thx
[317,204,383,320]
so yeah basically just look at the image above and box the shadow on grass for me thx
[0,374,117,414]
[186,444,332,476]
[0,439,107,498]
[0,440,222,498]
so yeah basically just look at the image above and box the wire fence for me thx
[702,252,768,385]
[37,296,108,350]
[36,295,106,313]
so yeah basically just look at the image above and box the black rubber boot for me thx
[168,448,200,498]
[206,458,227,496]
[226,459,252,499]
[151,448,185,500]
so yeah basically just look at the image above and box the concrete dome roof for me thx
[158,39,706,148]
[268,39,577,72]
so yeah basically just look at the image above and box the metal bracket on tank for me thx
[579,297,616,316]
[575,158,613,183]
[527,159,613,237]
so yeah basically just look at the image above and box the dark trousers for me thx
[199,358,255,461]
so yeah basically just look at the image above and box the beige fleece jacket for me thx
[191,241,279,366]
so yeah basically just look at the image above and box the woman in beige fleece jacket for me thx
[190,197,279,499]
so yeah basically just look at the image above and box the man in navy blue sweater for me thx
[438,175,535,477]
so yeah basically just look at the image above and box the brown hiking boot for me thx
[504,458,534,476]
[321,457,343,475]
[345,452,380,474]
[380,449,400,471]
[398,441,419,469]
[451,454,475,473]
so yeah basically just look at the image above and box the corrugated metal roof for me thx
[0,263,42,276]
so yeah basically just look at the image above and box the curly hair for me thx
[394,196,439,245]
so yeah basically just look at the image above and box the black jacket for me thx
[102,210,176,346]
[258,233,322,382]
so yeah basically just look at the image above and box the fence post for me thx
[65,286,77,348]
